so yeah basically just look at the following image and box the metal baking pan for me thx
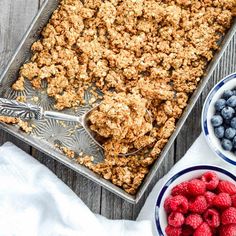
[0,0,235,203]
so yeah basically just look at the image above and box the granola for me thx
[88,92,153,155]
[0,116,32,133]
[9,0,236,194]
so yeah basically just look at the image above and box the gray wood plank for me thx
[72,174,101,214]
[0,0,39,152]
[31,148,57,171]
[101,189,123,219]
[0,0,39,69]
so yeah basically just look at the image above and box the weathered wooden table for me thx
[0,0,235,220]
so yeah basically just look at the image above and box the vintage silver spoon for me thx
[0,98,152,156]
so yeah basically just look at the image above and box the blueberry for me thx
[221,107,235,120]
[221,138,233,151]
[231,117,236,129]
[233,136,236,149]
[214,126,225,138]
[224,119,231,126]
[211,115,223,127]
[225,127,236,139]
[227,96,236,107]
[214,99,226,111]
[232,90,236,96]
[223,90,233,99]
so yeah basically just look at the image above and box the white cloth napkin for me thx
[0,133,234,236]
[0,142,152,236]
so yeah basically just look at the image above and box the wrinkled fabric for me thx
[0,142,152,236]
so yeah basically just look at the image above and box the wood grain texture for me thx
[0,0,38,153]
[0,0,38,69]
[0,0,235,221]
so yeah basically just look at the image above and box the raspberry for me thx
[222,207,236,225]
[213,192,232,209]
[189,195,208,214]
[205,191,216,205]
[220,224,236,236]
[188,179,206,196]
[211,227,219,235]
[232,194,236,207]
[193,222,212,236]
[218,180,236,195]
[201,171,219,190]
[168,212,185,227]
[203,208,220,228]
[185,214,203,229]
[181,225,194,236]
[168,195,189,214]
[171,181,189,196]
[165,225,182,236]
[164,196,173,213]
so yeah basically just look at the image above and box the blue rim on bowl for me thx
[202,72,236,165]
[154,165,236,235]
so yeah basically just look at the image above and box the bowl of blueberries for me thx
[202,72,236,165]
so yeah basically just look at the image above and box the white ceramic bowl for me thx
[202,72,236,165]
[154,165,236,236]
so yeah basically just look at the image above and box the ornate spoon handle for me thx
[0,98,81,123]
[0,98,43,120]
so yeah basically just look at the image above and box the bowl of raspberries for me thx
[202,72,236,165]
[155,165,236,236]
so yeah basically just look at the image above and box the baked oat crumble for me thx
[7,0,236,194]
[55,144,76,159]
[0,116,32,133]
[17,119,33,133]
[88,92,153,155]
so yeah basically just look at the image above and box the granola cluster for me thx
[11,0,236,194]
[0,116,32,133]
[88,92,153,155]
